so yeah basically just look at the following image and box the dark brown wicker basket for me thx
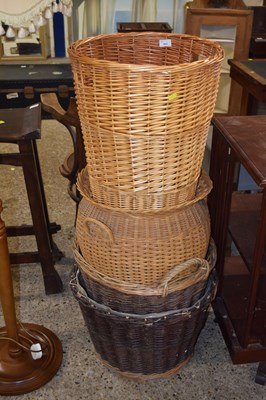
[70,268,217,380]
[74,238,216,314]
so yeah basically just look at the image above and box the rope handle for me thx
[157,257,210,296]
[84,217,114,244]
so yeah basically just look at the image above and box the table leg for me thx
[255,362,266,385]
[208,125,235,288]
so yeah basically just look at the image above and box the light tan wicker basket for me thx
[69,32,224,135]
[69,33,223,209]
[75,172,212,285]
[78,120,210,210]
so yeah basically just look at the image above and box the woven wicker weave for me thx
[75,173,211,285]
[69,33,223,209]
[70,267,217,379]
[73,237,216,313]
[69,32,223,135]
[79,122,208,210]
[77,166,212,213]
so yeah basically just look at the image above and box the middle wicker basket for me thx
[76,170,212,285]
[73,237,217,314]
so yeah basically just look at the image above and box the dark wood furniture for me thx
[0,63,74,118]
[117,22,172,32]
[0,103,63,295]
[249,6,266,59]
[228,59,266,115]
[208,114,266,384]
[40,93,86,206]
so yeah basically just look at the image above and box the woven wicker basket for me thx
[77,165,212,214]
[70,267,217,380]
[69,32,223,135]
[78,164,202,212]
[69,32,223,209]
[75,172,211,285]
[79,120,209,209]
[73,237,216,314]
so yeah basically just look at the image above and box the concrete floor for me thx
[0,119,265,399]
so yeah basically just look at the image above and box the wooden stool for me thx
[0,103,63,295]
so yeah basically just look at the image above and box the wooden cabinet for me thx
[208,114,266,384]
[249,6,266,59]
[185,0,253,116]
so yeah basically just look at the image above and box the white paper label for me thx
[159,39,172,47]
[6,92,18,99]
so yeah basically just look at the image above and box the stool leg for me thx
[32,140,63,258]
[18,140,63,295]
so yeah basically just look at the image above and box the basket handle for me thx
[157,257,210,297]
[84,217,114,244]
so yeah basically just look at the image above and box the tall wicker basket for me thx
[69,32,224,211]
[70,267,217,380]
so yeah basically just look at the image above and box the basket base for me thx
[96,351,192,381]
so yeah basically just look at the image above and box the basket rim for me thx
[70,267,217,321]
[68,32,224,71]
[77,168,212,215]
[73,237,217,296]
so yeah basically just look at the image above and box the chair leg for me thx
[18,140,63,295]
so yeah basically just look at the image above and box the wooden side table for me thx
[208,114,266,384]
[228,59,266,115]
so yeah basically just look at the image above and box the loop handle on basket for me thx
[158,257,210,297]
[84,217,114,244]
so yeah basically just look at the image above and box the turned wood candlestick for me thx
[0,200,63,395]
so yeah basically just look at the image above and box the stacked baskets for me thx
[68,32,224,380]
